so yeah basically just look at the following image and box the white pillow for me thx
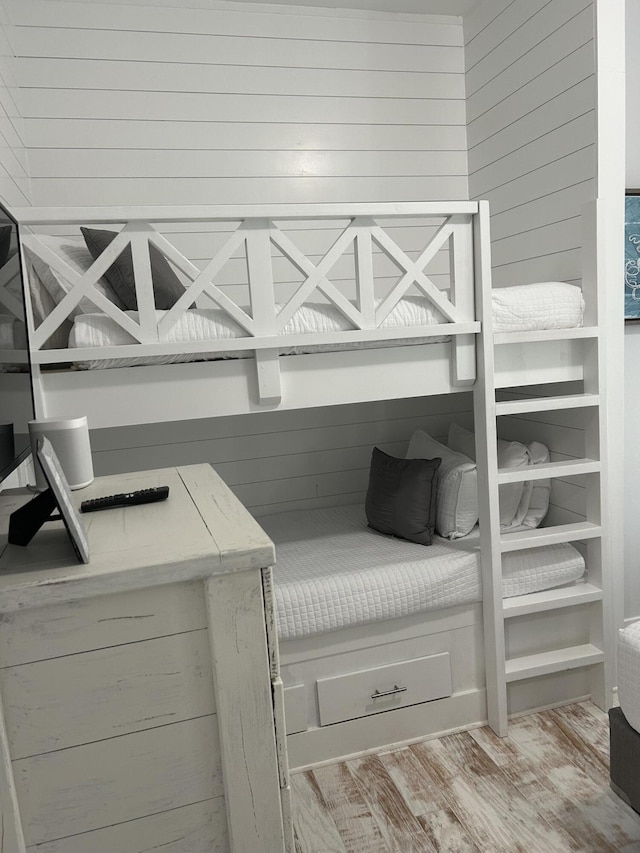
[447,422,528,528]
[23,235,125,318]
[447,423,551,531]
[24,260,72,349]
[406,429,478,539]
[1,251,71,349]
[515,441,550,530]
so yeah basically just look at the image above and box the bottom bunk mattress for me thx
[262,504,586,641]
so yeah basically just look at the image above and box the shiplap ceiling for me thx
[236,0,479,14]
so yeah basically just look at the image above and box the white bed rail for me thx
[14,203,481,405]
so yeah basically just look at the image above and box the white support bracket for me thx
[452,334,477,385]
[255,349,282,406]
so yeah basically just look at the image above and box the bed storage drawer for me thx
[316,652,452,726]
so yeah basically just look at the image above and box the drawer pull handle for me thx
[371,684,407,699]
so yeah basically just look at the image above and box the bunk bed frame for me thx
[1,200,615,767]
[6,202,587,425]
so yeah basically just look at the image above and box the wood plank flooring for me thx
[291,702,640,852]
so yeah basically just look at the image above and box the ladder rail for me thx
[473,201,509,736]
[476,199,614,737]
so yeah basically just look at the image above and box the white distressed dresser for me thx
[0,464,292,853]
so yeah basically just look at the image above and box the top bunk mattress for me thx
[66,281,584,370]
[68,295,449,369]
[262,504,586,641]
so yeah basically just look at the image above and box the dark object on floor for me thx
[609,706,640,814]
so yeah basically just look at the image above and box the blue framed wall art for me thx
[626,192,640,321]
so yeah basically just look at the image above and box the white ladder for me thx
[473,200,615,737]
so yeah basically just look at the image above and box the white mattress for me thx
[69,295,449,369]
[262,505,586,640]
[618,621,640,734]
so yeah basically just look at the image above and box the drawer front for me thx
[316,652,451,726]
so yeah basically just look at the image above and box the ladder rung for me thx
[494,326,599,345]
[495,393,600,416]
[500,522,601,552]
[505,643,604,682]
[497,458,600,484]
[503,583,603,618]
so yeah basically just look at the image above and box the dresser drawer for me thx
[316,652,452,726]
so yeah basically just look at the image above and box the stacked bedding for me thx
[262,504,585,641]
[491,282,584,331]
[618,621,640,734]
[611,621,640,815]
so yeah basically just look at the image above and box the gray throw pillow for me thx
[81,227,186,311]
[365,447,441,545]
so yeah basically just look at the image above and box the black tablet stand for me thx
[8,489,63,546]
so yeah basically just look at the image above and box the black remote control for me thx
[80,486,170,513]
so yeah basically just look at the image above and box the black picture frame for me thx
[36,436,89,563]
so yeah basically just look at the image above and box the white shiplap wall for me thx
[8,0,468,207]
[91,394,474,517]
[3,0,474,507]
[465,0,596,287]
[465,0,597,529]
[0,1,29,207]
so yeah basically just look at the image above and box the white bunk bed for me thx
[3,201,613,768]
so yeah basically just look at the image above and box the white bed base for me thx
[11,202,481,427]
[280,596,597,770]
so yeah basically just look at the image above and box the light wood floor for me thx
[291,702,640,852]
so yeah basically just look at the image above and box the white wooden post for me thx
[128,223,159,343]
[245,219,281,405]
[450,217,476,385]
[472,201,508,736]
[205,570,287,853]
[353,217,376,329]
[582,199,616,711]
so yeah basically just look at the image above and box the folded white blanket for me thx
[492,282,584,332]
